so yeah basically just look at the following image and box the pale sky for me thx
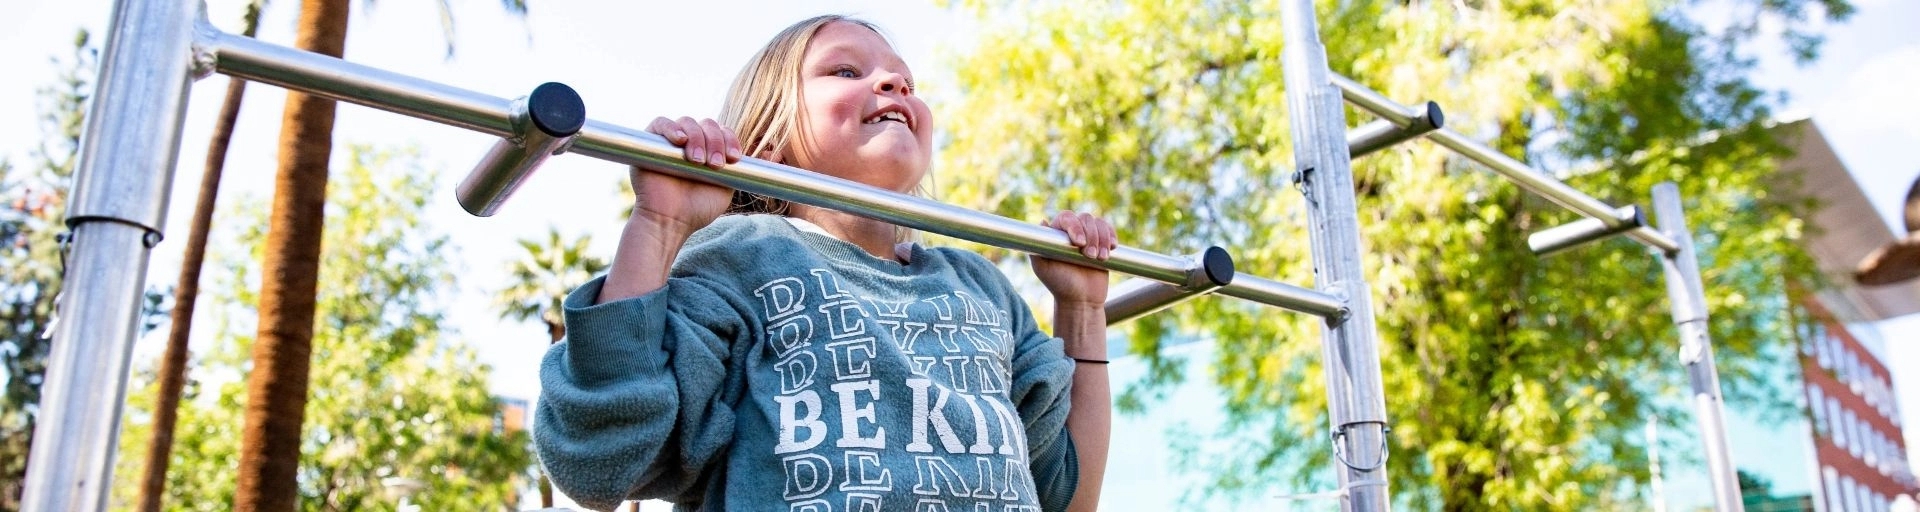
[1,0,1915,510]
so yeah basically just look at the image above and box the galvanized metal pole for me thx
[21,0,199,510]
[1279,1,1392,510]
[1650,183,1744,512]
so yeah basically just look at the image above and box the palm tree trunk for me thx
[136,7,263,510]
[233,0,349,510]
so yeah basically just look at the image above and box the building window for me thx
[1824,467,1840,512]
[1835,477,1850,512]
[1821,334,1837,370]
[1802,321,1818,356]
[1866,429,1881,468]
[1865,377,1880,410]
[1849,411,1863,459]
[1833,398,1849,450]
[1881,378,1897,420]
[1842,351,1856,391]
[1811,385,1827,436]
[1885,434,1899,475]
[1848,353,1863,395]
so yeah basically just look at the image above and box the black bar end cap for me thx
[1421,101,1446,130]
[529,82,586,137]
[1201,246,1235,286]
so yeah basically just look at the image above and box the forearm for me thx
[1056,301,1109,512]
[597,212,697,304]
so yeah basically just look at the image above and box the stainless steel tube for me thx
[1347,101,1444,159]
[457,82,586,216]
[197,22,1349,317]
[1652,183,1744,512]
[199,20,516,137]
[1428,129,1678,251]
[1331,74,1417,127]
[1281,1,1392,509]
[569,122,1193,283]
[1216,273,1346,318]
[1525,205,1644,256]
[1330,74,1680,254]
[1106,247,1234,325]
[23,0,197,509]
[569,125,1353,316]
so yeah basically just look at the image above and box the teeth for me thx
[866,112,908,125]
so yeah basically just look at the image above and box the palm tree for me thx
[232,1,529,510]
[136,4,263,510]
[498,227,608,344]
[231,0,352,508]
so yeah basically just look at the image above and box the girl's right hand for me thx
[631,116,750,234]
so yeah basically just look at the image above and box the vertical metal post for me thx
[1279,1,1391,510]
[21,0,199,510]
[1650,183,1744,512]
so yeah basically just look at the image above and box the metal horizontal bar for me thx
[200,23,516,138]
[1526,205,1646,256]
[1329,73,1680,254]
[1106,247,1234,325]
[570,129,1344,318]
[1347,101,1444,159]
[200,22,1348,318]
[1216,273,1346,319]
[1331,73,1417,127]
[567,124,1203,282]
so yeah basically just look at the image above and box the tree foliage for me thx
[938,0,1841,509]
[0,29,95,511]
[111,147,532,511]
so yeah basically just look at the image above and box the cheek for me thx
[912,102,936,143]
[811,89,865,126]
[799,84,857,131]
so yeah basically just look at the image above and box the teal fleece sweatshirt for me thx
[536,214,1080,512]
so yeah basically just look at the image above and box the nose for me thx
[874,71,910,95]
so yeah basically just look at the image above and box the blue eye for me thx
[833,67,858,78]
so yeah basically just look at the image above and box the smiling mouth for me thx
[862,111,911,129]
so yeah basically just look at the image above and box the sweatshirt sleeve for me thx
[1012,325,1080,512]
[952,251,1081,512]
[534,273,750,511]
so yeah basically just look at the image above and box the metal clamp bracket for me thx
[1331,420,1392,472]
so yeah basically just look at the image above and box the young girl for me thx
[536,15,1113,512]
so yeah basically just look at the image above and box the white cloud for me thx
[1819,46,1920,147]
[1815,45,1920,234]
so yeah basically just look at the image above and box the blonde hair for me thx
[719,14,888,215]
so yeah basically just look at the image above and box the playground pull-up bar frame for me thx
[1323,27,1742,512]
[22,0,1744,511]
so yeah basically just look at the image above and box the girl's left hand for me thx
[1032,210,1117,307]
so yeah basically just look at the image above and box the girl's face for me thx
[790,21,934,193]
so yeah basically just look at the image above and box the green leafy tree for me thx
[939,0,1842,509]
[0,29,95,511]
[112,146,532,512]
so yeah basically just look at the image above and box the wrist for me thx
[1052,297,1107,311]
[629,209,704,242]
